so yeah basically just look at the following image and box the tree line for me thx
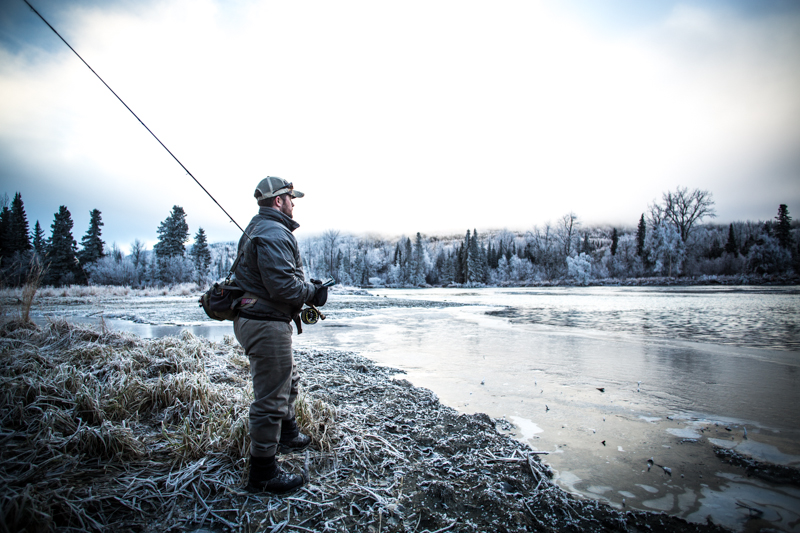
[1,187,797,289]
[0,196,220,287]
[299,188,798,286]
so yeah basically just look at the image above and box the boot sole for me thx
[246,479,305,494]
[277,441,311,455]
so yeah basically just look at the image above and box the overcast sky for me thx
[1,0,799,252]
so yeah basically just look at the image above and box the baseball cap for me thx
[254,176,305,201]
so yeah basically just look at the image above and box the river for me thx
[296,286,800,532]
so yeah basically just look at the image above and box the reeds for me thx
[20,256,45,324]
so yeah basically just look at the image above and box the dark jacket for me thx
[233,207,316,321]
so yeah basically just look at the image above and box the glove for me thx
[310,280,328,307]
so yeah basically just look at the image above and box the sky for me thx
[1,0,799,252]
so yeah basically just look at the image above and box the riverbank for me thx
[0,317,736,532]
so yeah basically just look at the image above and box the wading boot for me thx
[247,455,304,493]
[278,417,311,454]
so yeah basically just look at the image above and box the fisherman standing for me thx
[233,176,328,492]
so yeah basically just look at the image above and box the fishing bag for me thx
[198,249,245,321]
[199,280,245,321]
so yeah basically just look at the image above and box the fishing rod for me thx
[23,0,251,240]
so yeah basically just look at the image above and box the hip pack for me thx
[198,248,245,321]
[199,280,245,321]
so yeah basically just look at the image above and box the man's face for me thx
[276,194,294,218]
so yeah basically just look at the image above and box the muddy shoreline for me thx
[0,317,739,532]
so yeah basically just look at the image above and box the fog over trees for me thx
[1,188,798,288]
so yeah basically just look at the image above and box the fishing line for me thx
[23,0,251,240]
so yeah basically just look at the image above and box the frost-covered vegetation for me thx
[297,192,799,287]
[0,316,726,532]
[2,188,798,288]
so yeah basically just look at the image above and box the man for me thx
[233,176,328,493]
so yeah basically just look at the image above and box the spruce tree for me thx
[32,220,46,258]
[582,233,591,254]
[725,224,738,255]
[154,206,189,258]
[8,192,31,255]
[191,227,212,274]
[775,204,792,249]
[610,228,618,256]
[47,206,79,285]
[462,230,472,282]
[636,214,646,257]
[78,209,105,265]
[0,206,9,259]
[412,232,425,285]
[468,229,483,283]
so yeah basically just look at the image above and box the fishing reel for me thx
[301,305,325,325]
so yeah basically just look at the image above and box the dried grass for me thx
[0,317,721,533]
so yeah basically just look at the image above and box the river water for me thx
[294,286,800,532]
[39,285,800,531]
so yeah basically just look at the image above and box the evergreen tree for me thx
[154,205,189,258]
[7,192,31,255]
[468,229,484,283]
[455,244,465,284]
[775,204,792,249]
[725,224,738,255]
[636,214,646,257]
[610,228,618,256]
[191,227,212,274]
[412,232,426,285]
[78,209,105,265]
[462,230,472,282]
[47,206,80,285]
[581,233,591,254]
[0,206,9,258]
[32,220,46,258]
[403,237,413,285]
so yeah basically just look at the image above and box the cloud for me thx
[1,0,798,252]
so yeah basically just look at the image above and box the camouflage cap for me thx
[254,176,305,201]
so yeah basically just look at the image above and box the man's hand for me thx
[310,279,328,307]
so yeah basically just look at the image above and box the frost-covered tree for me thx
[412,232,426,286]
[130,239,146,270]
[650,187,716,243]
[747,233,791,275]
[191,227,212,283]
[322,229,341,280]
[87,255,141,286]
[647,222,685,277]
[154,206,189,259]
[78,209,105,265]
[559,212,579,257]
[567,252,592,285]
[468,229,485,284]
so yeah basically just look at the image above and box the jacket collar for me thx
[258,206,300,232]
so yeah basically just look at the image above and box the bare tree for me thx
[651,187,716,242]
[322,229,341,279]
[559,212,579,256]
[130,239,146,269]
